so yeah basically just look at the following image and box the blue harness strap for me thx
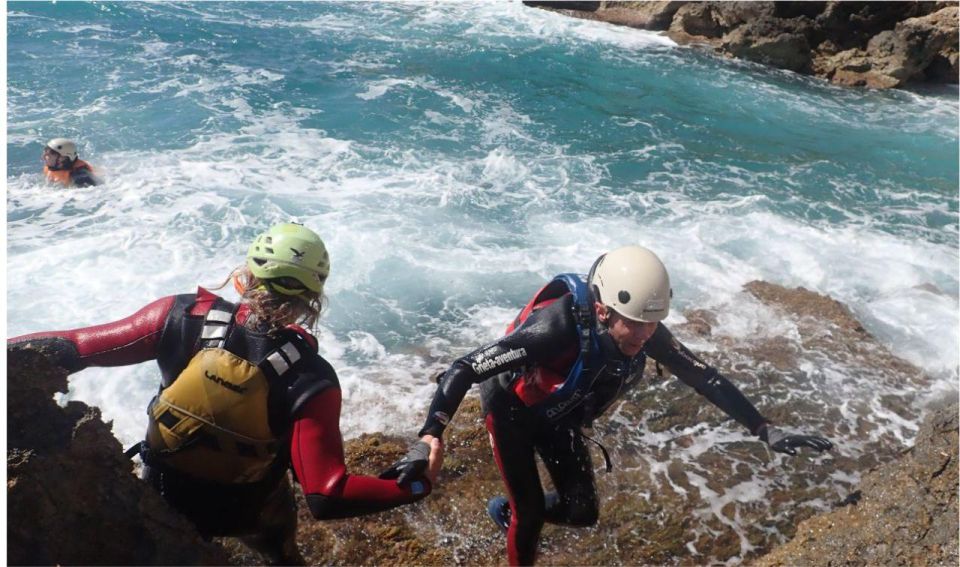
[531,273,603,422]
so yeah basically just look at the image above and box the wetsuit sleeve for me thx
[286,355,339,418]
[290,389,430,520]
[418,296,579,438]
[71,168,100,187]
[7,296,177,373]
[643,323,768,435]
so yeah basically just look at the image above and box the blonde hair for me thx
[213,266,324,333]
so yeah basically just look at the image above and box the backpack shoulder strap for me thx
[257,331,315,381]
[552,273,596,357]
[197,298,236,350]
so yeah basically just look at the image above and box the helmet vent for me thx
[253,258,267,266]
[265,237,273,244]
[618,290,631,304]
[265,247,274,254]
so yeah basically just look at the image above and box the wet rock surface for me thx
[755,399,958,567]
[6,348,229,566]
[526,1,959,88]
[8,281,957,565]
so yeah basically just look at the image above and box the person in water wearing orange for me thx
[42,138,101,187]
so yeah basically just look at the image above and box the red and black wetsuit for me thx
[9,288,429,534]
[417,293,768,566]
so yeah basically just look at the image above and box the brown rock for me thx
[600,1,688,30]
[670,2,725,39]
[893,6,960,80]
[809,2,960,87]
[666,2,780,46]
[528,0,959,88]
[816,47,902,87]
[754,400,959,567]
[720,16,815,72]
[6,347,229,566]
[743,281,926,382]
[710,1,778,29]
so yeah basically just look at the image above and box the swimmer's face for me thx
[42,147,71,169]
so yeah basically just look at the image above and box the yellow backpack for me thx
[144,305,306,484]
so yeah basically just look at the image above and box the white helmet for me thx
[46,138,78,161]
[590,245,671,322]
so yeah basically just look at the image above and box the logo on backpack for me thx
[204,370,248,394]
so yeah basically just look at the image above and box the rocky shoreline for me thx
[755,396,958,567]
[8,280,957,565]
[524,1,959,89]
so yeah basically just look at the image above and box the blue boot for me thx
[486,496,511,531]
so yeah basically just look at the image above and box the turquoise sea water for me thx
[6,0,959,528]
[8,0,958,427]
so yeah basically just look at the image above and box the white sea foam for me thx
[449,0,677,51]
[59,23,113,34]
[356,78,418,100]
[9,105,956,450]
[295,13,360,34]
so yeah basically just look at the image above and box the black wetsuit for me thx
[70,166,99,187]
[418,293,768,566]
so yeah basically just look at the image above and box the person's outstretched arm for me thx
[417,295,579,439]
[644,323,832,454]
[7,296,176,371]
[290,388,442,520]
[644,322,768,434]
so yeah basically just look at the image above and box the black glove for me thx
[379,441,430,486]
[761,425,833,456]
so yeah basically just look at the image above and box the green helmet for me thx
[246,223,330,296]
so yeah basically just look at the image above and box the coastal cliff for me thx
[524,1,959,88]
[7,281,957,565]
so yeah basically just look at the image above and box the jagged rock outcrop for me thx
[7,348,229,566]
[822,6,960,87]
[525,1,960,88]
[755,398,959,566]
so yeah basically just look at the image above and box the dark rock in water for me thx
[6,347,230,565]
[525,1,959,88]
[523,1,601,12]
[755,399,959,567]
